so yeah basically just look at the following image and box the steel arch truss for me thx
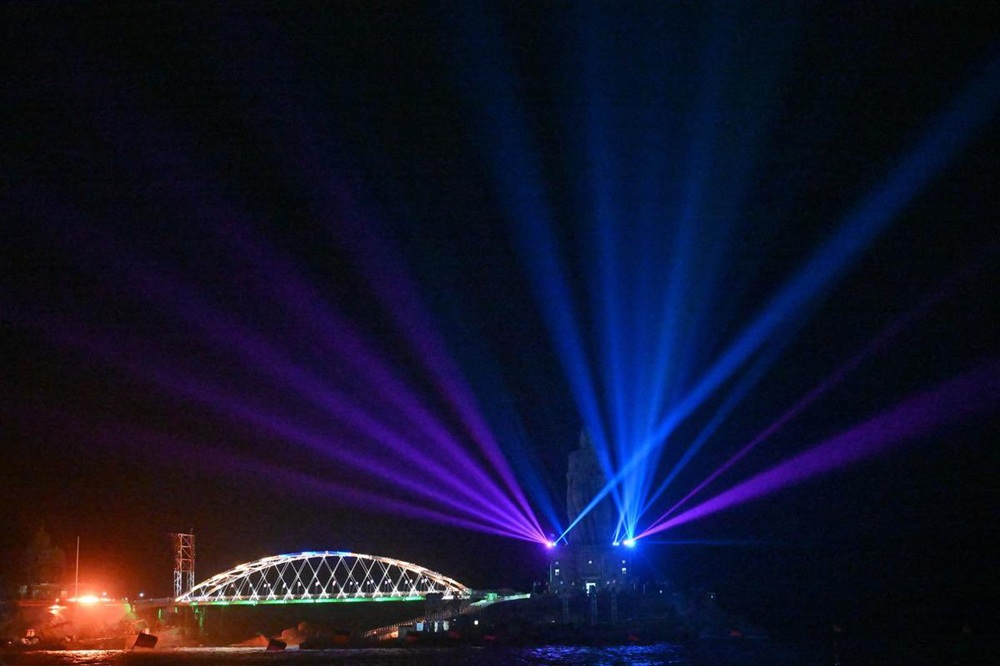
[176,551,471,605]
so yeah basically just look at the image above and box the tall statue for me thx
[566,430,616,545]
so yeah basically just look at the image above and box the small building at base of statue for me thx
[549,543,633,595]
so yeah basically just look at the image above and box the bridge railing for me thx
[363,592,534,641]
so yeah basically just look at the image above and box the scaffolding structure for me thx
[170,532,196,599]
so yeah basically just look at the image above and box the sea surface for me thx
[0,642,823,666]
[1,637,993,666]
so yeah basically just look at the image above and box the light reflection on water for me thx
[0,644,694,666]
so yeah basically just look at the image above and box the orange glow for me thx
[73,595,101,604]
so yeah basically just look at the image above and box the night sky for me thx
[2,1,998,633]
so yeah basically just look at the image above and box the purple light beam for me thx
[646,256,992,528]
[639,357,1000,538]
[34,54,548,543]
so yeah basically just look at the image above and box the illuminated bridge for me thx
[174,551,472,606]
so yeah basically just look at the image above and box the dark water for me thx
[0,642,812,666]
[1,637,995,666]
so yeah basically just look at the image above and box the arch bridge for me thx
[175,551,471,606]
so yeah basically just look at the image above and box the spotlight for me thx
[612,541,620,547]
[546,541,557,549]
[622,538,636,548]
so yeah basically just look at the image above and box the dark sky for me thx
[2,1,998,630]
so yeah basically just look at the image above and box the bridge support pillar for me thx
[195,606,206,637]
